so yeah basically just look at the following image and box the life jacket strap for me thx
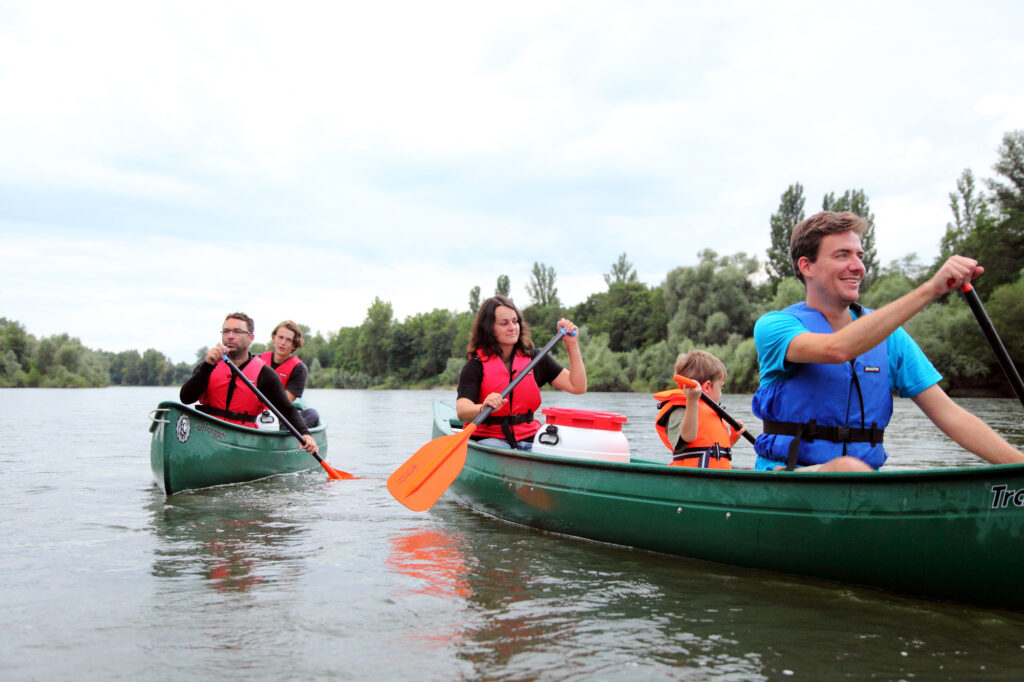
[763,419,884,471]
[481,411,535,427]
[673,443,731,468]
[482,411,535,449]
[763,420,884,444]
[196,404,258,424]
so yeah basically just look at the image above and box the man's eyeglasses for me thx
[221,328,251,336]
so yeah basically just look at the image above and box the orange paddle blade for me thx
[388,425,475,511]
[320,459,356,480]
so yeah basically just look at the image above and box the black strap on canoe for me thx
[196,404,258,424]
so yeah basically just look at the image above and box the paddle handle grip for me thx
[674,374,756,444]
[472,328,569,426]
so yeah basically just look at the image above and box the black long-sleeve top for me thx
[179,355,310,435]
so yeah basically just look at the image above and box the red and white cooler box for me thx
[530,407,630,463]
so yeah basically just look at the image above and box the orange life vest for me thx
[472,349,543,445]
[198,356,266,427]
[653,388,734,469]
[260,351,301,389]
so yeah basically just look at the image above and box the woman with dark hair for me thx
[456,295,587,450]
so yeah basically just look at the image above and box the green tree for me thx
[663,250,760,348]
[766,183,805,295]
[940,168,989,259]
[572,282,666,352]
[525,262,561,308]
[357,297,393,379]
[0,317,33,371]
[495,274,510,297]
[974,130,1024,294]
[822,189,879,287]
[603,253,638,287]
[468,285,481,312]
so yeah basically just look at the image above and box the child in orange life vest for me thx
[654,350,745,469]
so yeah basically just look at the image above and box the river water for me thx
[2,387,1024,681]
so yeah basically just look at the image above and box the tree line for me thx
[5,130,1023,395]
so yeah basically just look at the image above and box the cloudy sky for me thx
[2,1,1022,363]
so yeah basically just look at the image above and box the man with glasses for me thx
[180,312,318,454]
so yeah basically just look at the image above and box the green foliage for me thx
[904,303,992,391]
[860,273,914,309]
[940,168,989,259]
[984,274,1024,365]
[525,262,560,308]
[468,285,481,313]
[570,281,666,352]
[357,297,394,379]
[577,332,630,391]
[767,278,805,311]
[766,183,805,295]
[604,253,638,287]
[522,303,565,342]
[495,274,510,297]
[663,249,759,349]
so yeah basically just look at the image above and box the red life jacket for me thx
[260,351,301,389]
[653,388,734,469]
[472,349,543,445]
[198,356,266,428]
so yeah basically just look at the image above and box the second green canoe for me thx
[149,401,328,495]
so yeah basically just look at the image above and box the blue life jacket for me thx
[752,302,891,469]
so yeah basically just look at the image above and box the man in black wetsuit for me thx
[179,311,319,455]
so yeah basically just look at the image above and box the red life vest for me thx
[653,388,734,469]
[198,356,266,428]
[472,349,543,444]
[260,351,301,389]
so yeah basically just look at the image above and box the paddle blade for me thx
[388,427,473,512]
[319,459,356,480]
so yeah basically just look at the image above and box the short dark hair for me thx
[790,211,867,283]
[467,295,534,359]
[224,312,254,334]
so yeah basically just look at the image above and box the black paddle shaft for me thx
[473,328,568,426]
[960,285,1024,410]
[222,355,328,464]
[699,393,756,444]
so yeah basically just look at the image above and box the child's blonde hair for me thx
[674,350,727,386]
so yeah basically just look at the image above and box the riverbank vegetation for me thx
[4,131,1023,395]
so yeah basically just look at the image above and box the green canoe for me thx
[149,401,328,495]
[431,401,1024,610]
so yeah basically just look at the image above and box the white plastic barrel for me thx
[531,407,630,463]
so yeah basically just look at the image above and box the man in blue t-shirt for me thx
[752,211,1024,472]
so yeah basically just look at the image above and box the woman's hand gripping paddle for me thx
[223,355,355,480]
[388,329,570,511]
[675,375,756,444]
